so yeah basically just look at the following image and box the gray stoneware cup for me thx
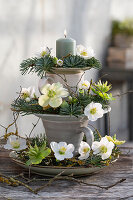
[36,114,94,156]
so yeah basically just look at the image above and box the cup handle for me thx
[80,127,94,147]
[38,76,54,93]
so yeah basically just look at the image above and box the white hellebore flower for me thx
[79,80,90,90]
[36,46,52,57]
[4,135,27,151]
[57,59,63,66]
[77,45,95,59]
[103,106,111,114]
[21,86,36,102]
[84,102,104,121]
[92,137,114,160]
[78,141,90,160]
[39,82,69,108]
[50,142,75,161]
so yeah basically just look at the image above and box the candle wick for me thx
[64,35,66,38]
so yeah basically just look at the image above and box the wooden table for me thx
[0,142,133,200]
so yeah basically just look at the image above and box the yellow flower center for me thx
[100,145,107,153]
[83,147,90,153]
[11,140,20,149]
[21,92,29,99]
[59,146,67,155]
[48,90,56,98]
[90,108,97,115]
[41,51,47,56]
[82,83,88,87]
[80,51,88,56]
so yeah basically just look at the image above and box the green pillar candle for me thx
[56,30,76,59]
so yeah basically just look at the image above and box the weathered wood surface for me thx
[0,142,133,200]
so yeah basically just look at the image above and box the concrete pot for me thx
[35,114,94,155]
[38,67,91,92]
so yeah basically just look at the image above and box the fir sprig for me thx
[85,57,102,69]
[20,55,102,77]
[20,57,38,75]
[11,98,46,115]
[11,98,60,116]
[20,56,55,77]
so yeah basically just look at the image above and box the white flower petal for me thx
[4,144,12,150]
[38,95,50,107]
[100,137,109,145]
[92,141,101,152]
[104,106,111,114]
[54,153,65,161]
[49,97,62,108]
[57,59,63,66]
[41,84,51,94]
[101,152,111,160]
[92,136,114,159]
[79,80,90,90]
[50,142,74,160]
[26,97,31,102]
[84,102,104,121]
[50,142,59,152]
[39,82,68,108]
[66,144,75,152]
[56,89,69,98]
[4,136,27,151]
[78,152,90,160]
[77,45,95,59]
[36,46,51,57]
[58,142,67,148]
[64,152,73,159]
[107,141,114,150]
[78,141,90,160]
[29,86,36,98]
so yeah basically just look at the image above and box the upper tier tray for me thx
[49,67,91,74]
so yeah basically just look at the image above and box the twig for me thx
[120,195,133,200]
[26,178,50,184]
[13,112,19,135]
[105,178,126,190]
[34,170,65,193]
[29,118,40,138]
[34,176,126,193]
[51,70,77,97]
[113,90,133,97]
[98,73,109,80]
[107,112,111,136]
[0,124,6,129]
[0,173,36,194]
[75,72,85,92]
[5,113,19,135]
[0,171,126,194]
[88,123,102,139]
[12,173,31,182]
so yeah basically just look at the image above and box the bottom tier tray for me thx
[9,151,113,177]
